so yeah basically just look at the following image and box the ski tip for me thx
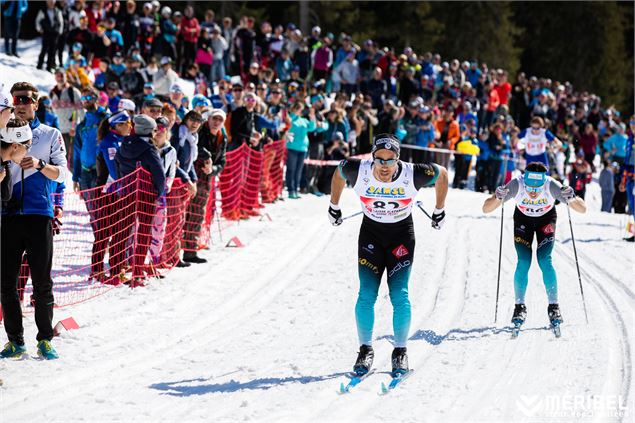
[339,382,347,394]
[380,382,388,394]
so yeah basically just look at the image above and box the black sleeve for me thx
[95,152,109,187]
[412,162,440,190]
[338,158,361,186]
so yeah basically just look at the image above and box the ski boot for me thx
[511,304,527,326]
[548,304,563,337]
[0,341,27,359]
[353,345,374,376]
[511,304,527,338]
[391,347,409,377]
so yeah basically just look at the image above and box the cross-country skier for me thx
[517,117,562,168]
[482,161,586,329]
[328,133,448,377]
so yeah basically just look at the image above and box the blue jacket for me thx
[2,0,28,19]
[115,134,166,197]
[3,118,68,217]
[172,124,198,183]
[73,107,109,182]
[620,134,634,178]
[99,131,124,180]
[415,118,436,147]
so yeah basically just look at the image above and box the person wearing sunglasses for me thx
[1,82,69,361]
[483,161,586,331]
[517,116,563,169]
[328,134,448,378]
[73,87,109,193]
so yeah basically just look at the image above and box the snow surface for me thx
[1,43,634,423]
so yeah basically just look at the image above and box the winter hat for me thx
[133,114,157,136]
[208,109,226,121]
[108,111,131,127]
[371,134,401,157]
[331,131,344,142]
[191,94,211,108]
[118,98,136,112]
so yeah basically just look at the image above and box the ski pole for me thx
[567,204,589,324]
[415,201,435,224]
[342,211,363,221]
[494,201,504,323]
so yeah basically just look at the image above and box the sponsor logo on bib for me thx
[392,244,409,259]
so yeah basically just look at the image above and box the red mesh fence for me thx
[15,140,288,312]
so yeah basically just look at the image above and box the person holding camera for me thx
[1,82,68,360]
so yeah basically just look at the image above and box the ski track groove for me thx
[555,245,633,423]
[6,217,336,419]
[315,213,469,421]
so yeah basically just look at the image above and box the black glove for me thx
[328,203,342,226]
[431,207,445,230]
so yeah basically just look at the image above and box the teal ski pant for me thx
[513,209,558,304]
[356,221,414,348]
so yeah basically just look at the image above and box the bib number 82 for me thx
[373,200,400,209]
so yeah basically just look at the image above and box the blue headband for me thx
[524,171,546,188]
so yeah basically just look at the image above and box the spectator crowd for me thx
[2,0,634,232]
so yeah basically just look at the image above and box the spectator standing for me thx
[1,81,69,360]
[49,69,83,165]
[73,87,109,193]
[569,150,592,198]
[179,5,201,74]
[114,115,166,283]
[285,101,316,199]
[434,106,460,169]
[36,0,65,72]
[578,123,598,171]
[121,0,140,54]
[311,36,333,81]
[182,109,227,262]
[599,160,615,212]
[210,25,228,82]
[154,57,179,97]
[2,0,28,57]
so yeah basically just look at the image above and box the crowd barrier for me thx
[15,140,288,312]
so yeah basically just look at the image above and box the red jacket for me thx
[494,82,511,106]
[486,89,500,112]
[179,17,200,44]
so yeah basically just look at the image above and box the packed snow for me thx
[0,42,634,423]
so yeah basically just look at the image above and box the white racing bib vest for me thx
[515,177,556,217]
[521,128,551,156]
[353,160,419,223]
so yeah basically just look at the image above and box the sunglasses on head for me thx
[373,157,398,166]
[80,95,94,101]
[13,95,37,105]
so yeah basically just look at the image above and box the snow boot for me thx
[391,347,409,377]
[511,303,527,326]
[353,344,374,376]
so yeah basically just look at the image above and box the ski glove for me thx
[328,203,343,226]
[495,186,509,200]
[561,186,575,203]
[431,207,445,230]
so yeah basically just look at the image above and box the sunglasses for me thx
[232,88,243,92]
[271,91,282,95]
[19,142,32,151]
[245,98,256,103]
[13,95,37,105]
[0,105,15,113]
[373,157,398,166]
[80,95,94,101]
[156,125,168,133]
[525,185,544,193]
[148,107,162,113]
